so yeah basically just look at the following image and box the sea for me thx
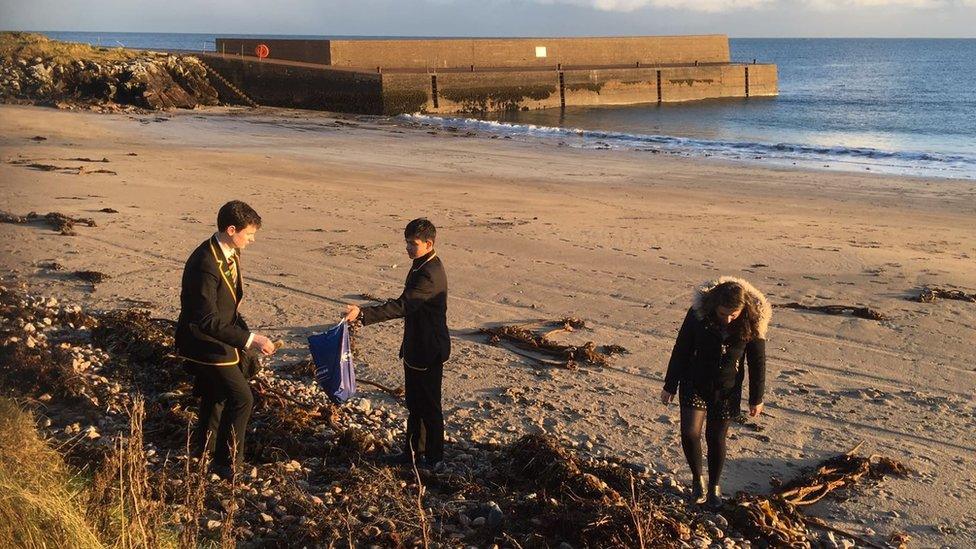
[41,32,976,179]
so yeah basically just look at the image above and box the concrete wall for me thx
[214,39,331,65]
[746,64,778,97]
[384,63,778,114]
[199,53,776,115]
[332,35,730,69]
[213,36,731,69]
[202,55,381,114]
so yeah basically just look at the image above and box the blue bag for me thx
[307,320,356,404]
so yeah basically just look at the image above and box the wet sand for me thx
[2,104,975,546]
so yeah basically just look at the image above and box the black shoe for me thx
[210,464,235,481]
[707,485,723,509]
[691,476,707,504]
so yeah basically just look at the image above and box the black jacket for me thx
[175,236,250,366]
[360,250,450,366]
[663,277,771,407]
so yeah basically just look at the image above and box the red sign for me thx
[255,44,270,59]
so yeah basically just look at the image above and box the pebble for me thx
[472,516,486,527]
[207,519,222,530]
[486,500,504,527]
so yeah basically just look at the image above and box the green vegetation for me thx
[0,32,140,65]
[0,398,180,549]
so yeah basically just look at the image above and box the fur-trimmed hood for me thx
[691,276,772,339]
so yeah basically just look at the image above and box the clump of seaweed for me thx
[775,302,888,322]
[0,210,97,235]
[480,317,619,368]
[914,286,976,304]
[773,442,911,506]
[728,442,911,549]
[74,270,108,284]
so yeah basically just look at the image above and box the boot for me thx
[707,485,723,509]
[691,476,707,504]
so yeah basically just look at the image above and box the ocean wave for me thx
[398,114,976,179]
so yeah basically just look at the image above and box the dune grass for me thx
[0,397,105,547]
[0,31,140,65]
[0,397,183,549]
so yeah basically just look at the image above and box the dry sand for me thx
[1,104,975,547]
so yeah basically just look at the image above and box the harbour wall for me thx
[215,35,731,69]
[203,35,777,115]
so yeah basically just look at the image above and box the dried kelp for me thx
[914,286,976,304]
[0,210,97,235]
[74,270,108,284]
[776,302,888,322]
[729,443,911,549]
[728,494,809,548]
[774,443,911,506]
[481,317,613,368]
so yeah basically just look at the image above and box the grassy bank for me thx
[0,32,138,64]
[0,397,181,548]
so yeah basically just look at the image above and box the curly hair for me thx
[700,280,760,342]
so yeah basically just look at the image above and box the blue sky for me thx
[2,0,974,37]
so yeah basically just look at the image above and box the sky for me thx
[1,0,975,38]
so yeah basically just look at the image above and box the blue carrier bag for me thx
[307,320,356,404]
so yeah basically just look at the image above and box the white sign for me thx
[535,46,547,58]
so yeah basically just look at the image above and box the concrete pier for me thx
[204,35,777,114]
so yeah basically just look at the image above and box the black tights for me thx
[680,407,731,488]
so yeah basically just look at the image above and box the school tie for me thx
[226,253,238,283]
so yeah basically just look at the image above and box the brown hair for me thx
[217,200,262,232]
[701,281,759,342]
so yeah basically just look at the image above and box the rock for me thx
[472,516,486,527]
[207,519,222,530]
[486,500,504,527]
[260,513,273,523]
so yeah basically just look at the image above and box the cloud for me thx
[534,0,976,11]
[535,0,772,11]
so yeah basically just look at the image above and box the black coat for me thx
[663,279,770,407]
[664,308,766,406]
[360,250,450,366]
[175,236,250,366]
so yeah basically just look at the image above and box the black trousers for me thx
[190,362,254,468]
[403,360,444,462]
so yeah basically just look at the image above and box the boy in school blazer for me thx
[176,200,276,477]
[345,218,450,467]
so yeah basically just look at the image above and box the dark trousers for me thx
[190,363,254,468]
[403,360,444,463]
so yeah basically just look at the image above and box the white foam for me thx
[398,114,976,180]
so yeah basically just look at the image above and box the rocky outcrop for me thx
[0,35,219,110]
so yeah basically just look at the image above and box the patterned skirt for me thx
[678,380,742,420]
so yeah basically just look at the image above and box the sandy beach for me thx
[2,103,975,547]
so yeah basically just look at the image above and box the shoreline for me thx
[2,103,975,546]
[399,111,976,182]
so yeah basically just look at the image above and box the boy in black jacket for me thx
[345,218,450,467]
[176,200,277,478]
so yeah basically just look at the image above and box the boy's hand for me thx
[660,389,674,405]
[344,304,361,323]
[251,334,277,356]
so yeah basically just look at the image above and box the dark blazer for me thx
[664,308,766,406]
[176,236,250,366]
[360,250,450,367]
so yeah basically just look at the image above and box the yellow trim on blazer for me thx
[411,251,437,273]
[178,350,240,366]
[209,239,239,303]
